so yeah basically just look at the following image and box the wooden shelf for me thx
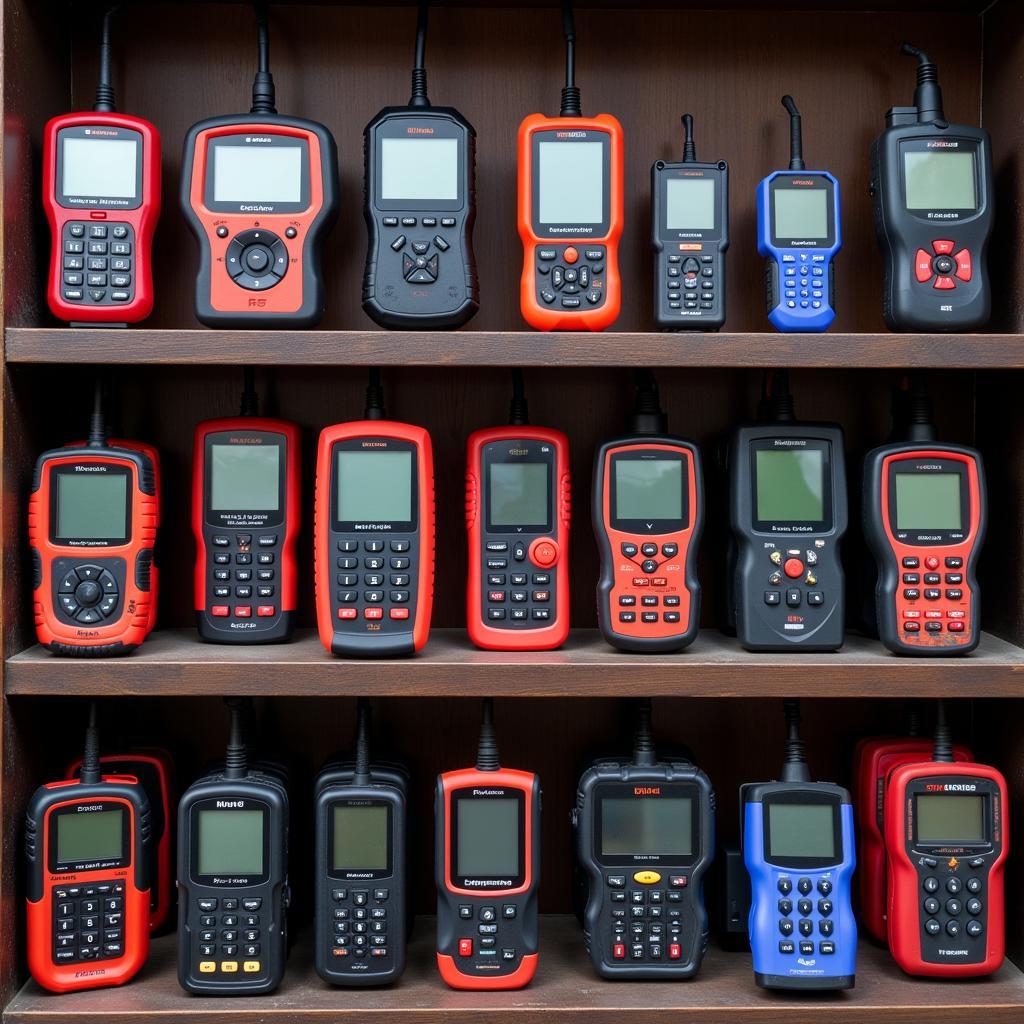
[7,328,1024,369]
[6,916,1024,1023]
[6,629,1024,698]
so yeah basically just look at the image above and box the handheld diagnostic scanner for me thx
[177,699,290,995]
[863,377,985,656]
[363,1,477,329]
[436,699,541,990]
[315,699,407,985]
[181,4,339,328]
[466,370,570,651]
[757,96,841,332]
[315,370,435,658]
[193,370,301,644]
[573,699,715,979]
[29,380,159,657]
[44,8,160,325]
[594,370,704,653]
[518,1,623,331]
[728,372,847,652]
[652,114,729,330]
[871,44,993,332]
[884,702,1007,977]
[26,703,151,993]
[742,700,856,991]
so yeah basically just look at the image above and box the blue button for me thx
[787,301,796,308]
[812,267,824,276]
[785,268,796,277]
[785,290,796,298]
[800,253,809,262]
[782,254,796,263]
[812,254,825,262]
[813,290,823,299]
[812,301,822,309]
[801,300,809,308]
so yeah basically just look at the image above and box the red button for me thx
[954,248,972,282]
[89,211,107,219]
[338,608,357,620]
[932,239,955,255]
[670,875,688,888]
[633,577,650,587]
[488,591,505,602]
[563,246,579,265]
[783,558,804,579]
[613,943,625,960]
[257,605,275,617]
[948,620,965,632]
[390,608,409,620]
[365,607,383,620]
[669,943,681,960]
[651,577,668,587]
[211,605,229,617]
[458,938,473,957]
[235,606,251,618]
[530,538,558,568]
[915,249,934,283]
[933,276,955,290]
[925,556,940,570]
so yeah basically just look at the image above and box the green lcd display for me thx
[894,473,962,531]
[755,449,824,522]
[336,451,412,523]
[488,463,548,527]
[56,473,128,540]
[600,796,693,857]
[456,798,519,877]
[332,804,389,871]
[904,150,977,211]
[915,794,985,844]
[614,459,684,521]
[767,803,836,859]
[197,809,264,876]
[210,443,280,511]
[56,808,124,864]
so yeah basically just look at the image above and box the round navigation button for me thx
[784,557,804,579]
[563,246,579,265]
[244,246,272,273]
[529,539,558,568]
[74,580,102,607]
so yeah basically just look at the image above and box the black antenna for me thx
[409,0,430,108]
[250,2,277,115]
[224,698,248,781]
[904,371,936,444]
[240,367,259,417]
[476,698,500,772]
[365,368,386,421]
[901,43,944,124]
[354,698,372,786]
[509,368,529,426]
[681,114,697,163]
[87,374,108,448]
[94,6,119,113]
[932,699,953,763]
[632,698,657,767]
[79,701,102,785]
[780,699,811,784]
[559,0,581,117]
[781,96,805,172]
[763,369,796,423]
[627,369,668,435]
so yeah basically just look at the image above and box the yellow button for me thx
[633,870,662,885]
[243,961,261,973]
[199,961,216,974]
[220,961,238,973]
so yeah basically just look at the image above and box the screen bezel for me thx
[483,440,554,535]
[594,781,701,867]
[48,799,131,874]
[768,174,837,248]
[204,431,287,528]
[530,128,611,237]
[49,462,132,547]
[761,789,843,869]
[373,117,466,212]
[55,124,144,210]
[908,778,996,853]
[331,437,419,533]
[749,437,833,533]
[658,165,724,241]
[203,134,311,215]
[188,797,271,887]
[885,456,971,546]
[327,797,394,880]
[609,449,690,534]
[449,786,526,890]
[898,137,982,220]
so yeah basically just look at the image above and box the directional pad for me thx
[57,565,120,623]
[225,229,288,291]
[914,240,972,290]
[403,247,438,285]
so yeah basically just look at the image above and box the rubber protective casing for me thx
[43,112,161,324]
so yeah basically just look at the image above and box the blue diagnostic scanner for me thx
[757,97,841,332]
[741,701,856,990]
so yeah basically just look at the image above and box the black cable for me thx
[94,6,119,113]
[627,369,668,435]
[354,698,371,785]
[905,371,936,444]
[80,701,102,785]
[87,374,108,448]
[509,368,529,426]
[240,367,259,417]
[906,700,924,738]
[224,698,248,780]
[409,0,430,108]
[780,699,811,784]
[781,95,805,172]
[681,114,697,163]
[250,2,277,115]
[559,0,581,117]
[764,369,796,423]
[476,698,500,772]
[365,368,386,421]
[932,700,953,763]
[901,43,944,124]
[632,698,656,767]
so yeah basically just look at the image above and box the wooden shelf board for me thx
[6,916,1024,1023]
[6,629,1024,698]
[7,329,1024,369]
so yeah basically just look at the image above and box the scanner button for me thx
[563,246,579,264]
[220,961,238,973]
[411,241,429,255]
[433,235,449,252]
[797,878,812,895]
[538,248,557,260]
[915,249,934,283]
[199,961,216,973]
[633,871,661,885]
[458,905,473,919]
[779,919,794,936]
[613,942,626,959]
[243,961,261,973]
[764,590,781,605]
[783,557,803,578]
[934,275,955,290]
[459,938,473,956]
[641,559,658,574]
[390,235,406,251]
[932,239,955,255]
[621,543,638,558]
[785,589,801,607]
[779,940,795,954]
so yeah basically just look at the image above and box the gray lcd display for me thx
[773,188,828,238]
[337,451,412,522]
[62,137,137,199]
[894,473,962,531]
[210,444,280,511]
[213,144,303,203]
[456,798,519,877]
[332,805,388,871]
[615,459,684,520]
[601,797,693,857]
[381,138,459,201]
[56,473,128,539]
[57,809,124,864]
[755,450,824,522]
[539,141,603,224]
[768,803,836,859]
[915,794,985,843]
[197,809,264,875]
[666,178,715,230]
[489,463,548,526]
[904,150,977,210]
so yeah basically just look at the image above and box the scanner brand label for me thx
[407,126,434,135]
[634,787,661,795]
[216,800,245,808]
[925,783,977,792]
